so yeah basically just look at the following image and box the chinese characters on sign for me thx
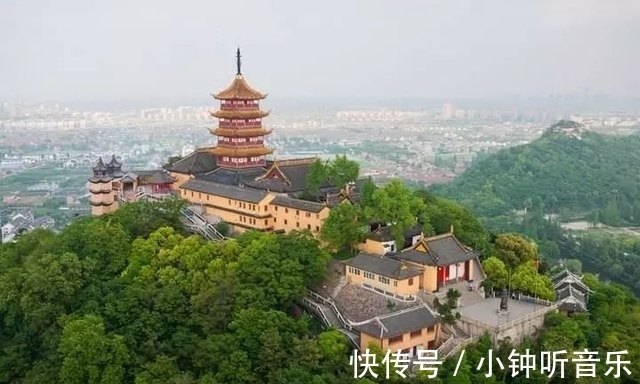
[349,348,632,379]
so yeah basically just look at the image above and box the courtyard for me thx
[457,297,546,327]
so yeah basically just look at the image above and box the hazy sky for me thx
[1,0,639,103]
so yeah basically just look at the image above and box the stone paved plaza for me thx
[457,297,544,327]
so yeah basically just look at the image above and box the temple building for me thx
[164,48,322,197]
[88,49,360,235]
[551,269,592,315]
[87,155,175,216]
[208,48,272,169]
[353,305,441,354]
[346,229,485,295]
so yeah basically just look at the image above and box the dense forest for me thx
[1,189,639,383]
[431,121,640,223]
[429,121,640,294]
[511,211,640,295]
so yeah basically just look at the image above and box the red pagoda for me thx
[209,48,273,168]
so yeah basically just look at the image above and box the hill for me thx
[1,189,640,382]
[432,120,640,223]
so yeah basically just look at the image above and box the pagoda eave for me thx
[209,127,273,137]
[212,75,267,100]
[213,94,266,101]
[210,147,274,157]
[210,110,270,119]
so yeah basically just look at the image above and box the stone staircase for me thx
[180,207,227,242]
[433,322,470,360]
[452,323,468,338]
[436,336,457,358]
[301,292,360,350]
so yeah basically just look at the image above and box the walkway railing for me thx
[360,283,417,302]
[518,294,555,307]
[302,297,332,327]
[307,290,352,330]
[495,303,558,332]
[436,335,455,356]
[457,302,559,335]
[180,207,227,242]
[445,335,479,360]
[301,296,360,350]
[339,330,361,351]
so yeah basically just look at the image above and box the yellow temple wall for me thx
[360,324,440,355]
[170,172,193,190]
[269,204,329,234]
[346,265,420,297]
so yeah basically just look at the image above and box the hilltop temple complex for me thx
[86,50,571,358]
[87,48,347,233]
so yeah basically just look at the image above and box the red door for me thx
[438,267,446,288]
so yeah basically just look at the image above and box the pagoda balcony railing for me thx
[218,121,262,128]
[216,141,265,148]
[219,103,259,110]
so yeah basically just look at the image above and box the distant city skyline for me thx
[1,0,639,103]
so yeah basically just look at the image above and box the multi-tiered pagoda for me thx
[164,49,327,195]
[208,48,273,168]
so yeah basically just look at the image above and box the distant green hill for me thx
[431,120,640,224]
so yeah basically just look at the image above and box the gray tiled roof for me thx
[270,195,327,213]
[367,224,423,242]
[553,269,590,312]
[345,252,422,280]
[556,285,587,312]
[244,160,317,193]
[324,193,360,207]
[198,166,267,186]
[180,179,269,203]
[551,269,581,284]
[164,149,218,175]
[394,234,478,266]
[555,280,590,296]
[552,269,591,294]
[557,285,586,302]
[88,176,114,183]
[352,305,439,339]
[132,170,176,185]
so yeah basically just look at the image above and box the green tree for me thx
[316,330,350,374]
[166,156,182,165]
[418,194,492,255]
[368,179,425,249]
[563,258,582,274]
[320,202,365,252]
[482,256,508,290]
[493,233,537,269]
[602,200,620,226]
[58,315,129,384]
[233,231,330,310]
[306,159,328,196]
[359,177,377,208]
[510,264,555,300]
[433,289,461,325]
[326,155,360,191]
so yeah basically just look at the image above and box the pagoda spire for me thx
[236,46,242,75]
